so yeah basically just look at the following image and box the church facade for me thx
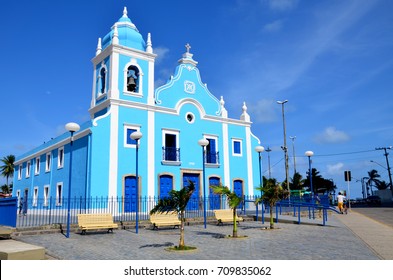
[13,8,262,212]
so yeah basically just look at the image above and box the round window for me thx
[186,113,195,123]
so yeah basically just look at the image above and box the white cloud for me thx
[315,127,350,143]
[154,46,170,64]
[263,20,283,32]
[247,99,278,123]
[327,162,344,175]
[267,0,298,11]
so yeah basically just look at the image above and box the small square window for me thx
[232,139,242,156]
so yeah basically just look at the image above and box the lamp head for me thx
[198,139,209,147]
[130,131,143,140]
[305,150,314,157]
[65,122,80,133]
[255,146,265,153]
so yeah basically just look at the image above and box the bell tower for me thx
[89,7,156,119]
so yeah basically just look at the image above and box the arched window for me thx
[126,65,139,93]
[100,67,106,94]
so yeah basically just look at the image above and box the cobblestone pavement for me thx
[14,215,379,260]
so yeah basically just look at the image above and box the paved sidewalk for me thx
[10,213,384,260]
[334,209,393,259]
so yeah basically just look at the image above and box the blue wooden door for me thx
[209,176,221,210]
[234,179,243,209]
[159,175,173,198]
[124,176,137,212]
[183,173,200,210]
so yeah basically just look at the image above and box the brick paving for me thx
[13,214,380,260]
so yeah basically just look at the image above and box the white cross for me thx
[185,43,191,53]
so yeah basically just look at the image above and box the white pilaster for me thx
[108,52,120,99]
[245,126,253,195]
[108,104,119,198]
[147,110,155,197]
[222,122,230,187]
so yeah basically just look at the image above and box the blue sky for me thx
[1,0,392,199]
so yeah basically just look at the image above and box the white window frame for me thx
[97,64,108,97]
[35,157,40,175]
[232,138,243,157]
[124,124,141,148]
[58,147,64,169]
[45,152,51,172]
[43,185,50,207]
[26,161,31,178]
[161,129,181,165]
[33,187,38,207]
[123,61,144,97]
[56,182,63,206]
[204,135,219,165]
[18,164,22,180]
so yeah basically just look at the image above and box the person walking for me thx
[337,192,346,214]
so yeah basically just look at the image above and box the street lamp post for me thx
[277,100,290,198]
[198,138,209,229]
[131,131,143,234]
[255,146,265,196]
[305,151,314,203]
[289,136,297,174]
[65,122,80,238]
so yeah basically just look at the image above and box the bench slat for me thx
[150,211,181,229]
[77,213,118,234]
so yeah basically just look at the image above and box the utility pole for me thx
[265,147,272,179]
[375,146,393,201]
[289,136,297,174]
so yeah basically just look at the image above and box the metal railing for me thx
[14,195,260,228]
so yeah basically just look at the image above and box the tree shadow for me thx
[196,231,226,239]
[139,242,175,249]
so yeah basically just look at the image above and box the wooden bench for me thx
[77,213,118,235]
[150,211,181,230]
[214,209,244,226]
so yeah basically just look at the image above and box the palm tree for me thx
[150,181,195,250]
[375,180,390,190]
[367,169,381,194]
[210,184,243,238]
[0,155,15,188]
[255,178,289,229]
[289,172,304,191]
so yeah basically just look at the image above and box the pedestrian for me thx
[337,192,346,214]
[19,198,23,215]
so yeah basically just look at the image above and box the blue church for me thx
[13,8,262,214]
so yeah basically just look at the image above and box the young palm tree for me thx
[255,178,289,229]
[210,184,243,238]
[0,155,15,189]
[150,181,195,249]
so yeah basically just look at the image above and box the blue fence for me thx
[0,197,18,227]
[2,194,336,229]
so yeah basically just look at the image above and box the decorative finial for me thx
[112,24,119,45]
[185,43,191,53]
[220,96,228,118]
[96,38,102,55]
[220,96,225,107]
[123,7,128,18]
[146,33,153,53]
[242,102,247,112]
[240,101,250,121]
